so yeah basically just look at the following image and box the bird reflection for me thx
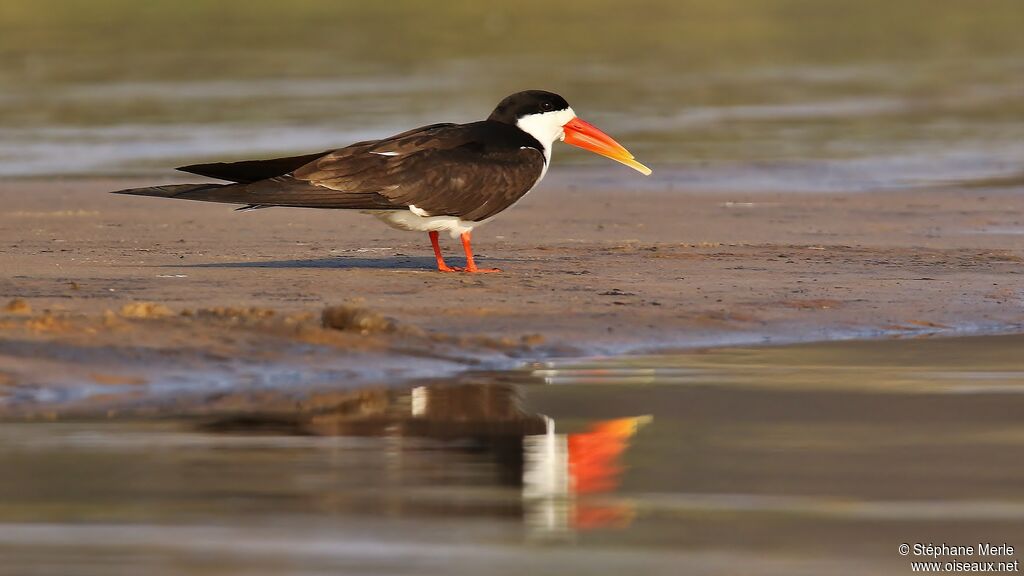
[202,380,650,534]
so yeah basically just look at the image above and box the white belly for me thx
[366,209,479,238]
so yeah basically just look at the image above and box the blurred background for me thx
[1,0,1023,188]
[3,5,1024,574]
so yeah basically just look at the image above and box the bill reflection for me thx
[524,415,651,535]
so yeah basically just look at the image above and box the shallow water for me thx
[2,0,1024,192]
[2,334,1023,575]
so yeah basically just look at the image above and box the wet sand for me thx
[3,176,1024,574]
[2,174,1023,413]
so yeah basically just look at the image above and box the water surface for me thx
[2,0,1024,191]
[2,334,1022,575]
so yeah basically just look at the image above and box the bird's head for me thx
[488,90,651,175]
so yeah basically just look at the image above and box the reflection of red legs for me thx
[460,231,501,273]
[429,231,460,272]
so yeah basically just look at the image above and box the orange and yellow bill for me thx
[562,117,652,176]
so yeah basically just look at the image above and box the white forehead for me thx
[515,107,576,151]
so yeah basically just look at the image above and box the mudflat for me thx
[1,174,1022,414]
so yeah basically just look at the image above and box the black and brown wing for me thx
[172,122,457,183]
[112,121,545,222]
[175,150,335,183]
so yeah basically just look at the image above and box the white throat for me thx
[515,107,576,164]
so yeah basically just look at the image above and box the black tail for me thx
[111,183,229,200]
[111,177,396,211]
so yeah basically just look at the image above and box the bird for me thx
[113,90,651,273]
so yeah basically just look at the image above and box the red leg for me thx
[429,231,461,272]
[461,231,501,273]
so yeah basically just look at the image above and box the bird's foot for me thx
[437,264,464,272]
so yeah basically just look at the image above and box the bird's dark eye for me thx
[540,102,553,112]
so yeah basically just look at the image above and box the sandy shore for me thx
[2,174,1022,414]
